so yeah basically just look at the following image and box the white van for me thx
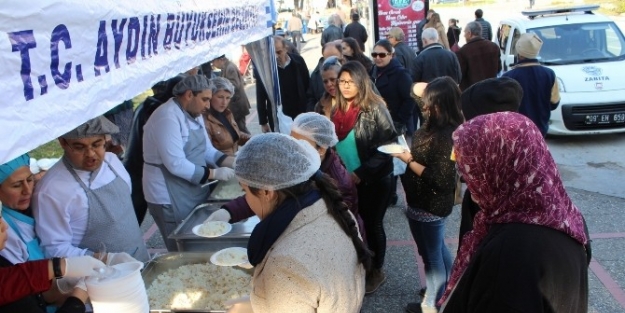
[497,5,625,135]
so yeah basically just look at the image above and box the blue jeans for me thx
[408,217,452,307]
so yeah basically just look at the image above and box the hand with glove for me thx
[64,255,106,278]
[205,208,232,223]
[105,252,140,266]
[210,167,236,181]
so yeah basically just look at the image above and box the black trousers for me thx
[357,173,393,269]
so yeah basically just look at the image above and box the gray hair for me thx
[321,56,342,72]
[466,21,482,37]
[210,77,235,95]
[421,28,439,42]
[329,14,340,26]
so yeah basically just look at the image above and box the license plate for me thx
[585,113,625,125]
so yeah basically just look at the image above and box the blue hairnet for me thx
[0,154,30,184]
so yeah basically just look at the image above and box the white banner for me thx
[0,0,272,164]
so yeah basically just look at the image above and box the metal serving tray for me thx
[143,252,252,313]
[168,202,259,252]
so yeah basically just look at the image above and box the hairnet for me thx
[291,112,339,148]
[60,116,119,140]
[172,75,213,96]
[0,154,30,184]
[234,133,321,191]
[210,77,235,95]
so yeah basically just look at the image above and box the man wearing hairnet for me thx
[33,116,149,261]
[142,75,236,251]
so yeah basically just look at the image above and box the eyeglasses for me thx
[371,52,390,58]
[338,80,355,87]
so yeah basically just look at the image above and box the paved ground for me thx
[141,4,625,311]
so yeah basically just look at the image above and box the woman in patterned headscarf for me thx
[440,112,590,313]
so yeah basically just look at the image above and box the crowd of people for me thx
[1,4,585,313]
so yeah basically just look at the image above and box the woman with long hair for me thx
[333,61,397,294]
[392,77,464,313]
[232,133,371,312]
[446,18,461,49]
[341,37,373,72]
[425,13,450,50]
[440,112,589,312]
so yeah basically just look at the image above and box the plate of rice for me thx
[377,144,406,154]
[192,221,232,238]
[211,247,249,267]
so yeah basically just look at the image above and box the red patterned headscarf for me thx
[440,112,588,304]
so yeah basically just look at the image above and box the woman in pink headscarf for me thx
[440,112,590,313]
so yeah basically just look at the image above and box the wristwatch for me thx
[52,257,64,279]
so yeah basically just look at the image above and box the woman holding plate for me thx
[391,77,464,313]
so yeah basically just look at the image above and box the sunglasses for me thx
[371,52,390,58]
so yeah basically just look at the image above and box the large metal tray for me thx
[143,252,252,313]
[169,202,259,252]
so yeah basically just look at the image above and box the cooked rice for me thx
[147,263,251,310]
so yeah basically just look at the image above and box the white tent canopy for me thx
[0,0,273,164]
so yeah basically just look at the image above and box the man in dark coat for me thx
[343,13,368,51]
[387,27,415,71]
[411,27,462,84]
[256,36,310,133]
[306,42,343,111]
[474,9,493,41]
[456,21,501,91]
[321,14,343,45]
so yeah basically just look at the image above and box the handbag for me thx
[451,28,460,52]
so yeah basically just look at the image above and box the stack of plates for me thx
[86,262,149,313]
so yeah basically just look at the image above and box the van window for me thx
[529,22,625,65]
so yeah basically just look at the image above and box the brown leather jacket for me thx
[204,110,249,156]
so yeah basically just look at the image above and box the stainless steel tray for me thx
[168,202,259,252]
[143,252,252,313]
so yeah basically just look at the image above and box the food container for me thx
[169,202,259,252]
[143,252,252,313]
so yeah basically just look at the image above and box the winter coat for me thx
[371,58,415,133]
[321,25,344,45]
[306,58,326,112]
[204,110,249,156]
[410,43,462,83]
[343,21,368,51]
[456,37,501,91]
[391,41,416,71]
[251,199,366,313]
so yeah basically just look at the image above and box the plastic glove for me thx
[225,295,252,313]
[205,208,231,223]
[64,256,106,278]
[74,278,87,292]
[105,252,139,266]
[56,277,80,294]
[211,167,236,181]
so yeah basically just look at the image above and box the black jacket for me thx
[443,223,589,313]
[343,21,368,51]
[410,43,462,83]
[306,58,325,112]
[352,103,398,183]
[400,126,456,217]
[321,25,343,45]
[256,52,310,130]
[415,18,429,52]
[475,18,493,41]
[371,58,415,133]
[391,41,415,71]
[447,26,461,48]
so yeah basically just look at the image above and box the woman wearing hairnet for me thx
[207,112,366,239]
[0,154,106,312]
[334,61,397,294]
[228,133,370,312]
[203,77,251,156]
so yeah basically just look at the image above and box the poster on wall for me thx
[373,0,427,51]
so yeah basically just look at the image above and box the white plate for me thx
[377,144,406,154]
[192,221,232,238]
[210,247,249,267]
